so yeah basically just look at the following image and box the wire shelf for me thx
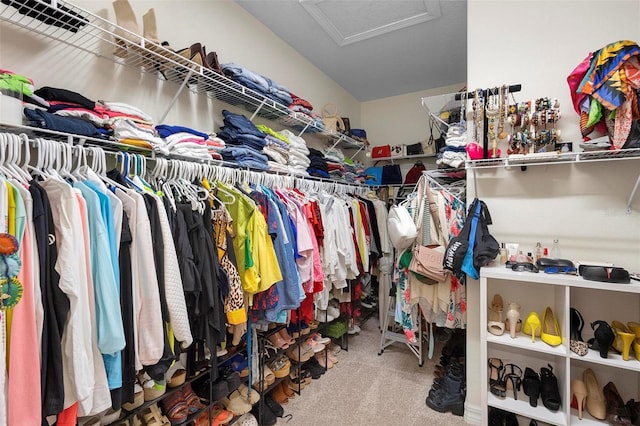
[0,0,366,149]
[466,148,640,169]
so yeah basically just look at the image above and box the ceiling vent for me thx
[299,0,442,46]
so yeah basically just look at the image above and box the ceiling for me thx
[235,0,467,102]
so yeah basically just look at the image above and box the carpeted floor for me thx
[275,317,468,425]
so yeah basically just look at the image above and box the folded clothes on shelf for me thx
[23,108,104,138]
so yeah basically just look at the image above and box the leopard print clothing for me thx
[213,208,244,319]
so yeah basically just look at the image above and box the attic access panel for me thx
[299,0,442,46]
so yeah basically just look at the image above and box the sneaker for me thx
[360,296,376,309]
[308,333,331,345]
[327,305,340,320]
[348,324,361,335]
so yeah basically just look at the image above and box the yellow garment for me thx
[5,181,15,367]
[251,205,282,293]
[216,182,259,296]
[352,200,369,272]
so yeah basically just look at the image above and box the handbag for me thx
[390,145,405,157]
[408,179,450,283]
[409,245,447,282]
[473,200,501,271]
[381,164,402,185]
[406,142,423,156]
[443,198,479,273]
[404,161,426,185]
[321,103,345,133]
[364,166,383,185]
[387,203,418,250]
[371,145,391,158]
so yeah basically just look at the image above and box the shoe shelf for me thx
[0,0,367,151]
[488,393,568,426]
[486,333,567,358]
[481,265,640,426]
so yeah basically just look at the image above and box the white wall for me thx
[0,0,360,149]
[465,1,640,423]
[361,82,465,173]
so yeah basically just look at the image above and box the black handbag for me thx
[406,142,423,156]
[473,200,500,271]
[381,164,402,185]
[443,198,479,273]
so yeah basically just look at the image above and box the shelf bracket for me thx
[159,69,194,124]
[327,134,345,152]
[297,121,311,138]
[352,144,365,159]
[250,99,267,121]
[626,174,640,214]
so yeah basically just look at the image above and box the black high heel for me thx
[570,307,585,341]
[503,364,523,400]
[540,364,561,411]
[488,358,506,398]
[588,320,616,358]
[522,367,541,407]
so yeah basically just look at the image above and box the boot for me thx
[112,0,140,58]
[626,399,640,425]
[141,8,172,71]
[426,365,465,416]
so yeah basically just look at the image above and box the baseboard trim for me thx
[464,402,482,425]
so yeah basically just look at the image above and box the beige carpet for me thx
[275,318,468,425]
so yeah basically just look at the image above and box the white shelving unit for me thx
[480,266,640,426]
[0,0,366,152]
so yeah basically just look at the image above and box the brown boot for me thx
[270,382,289,405]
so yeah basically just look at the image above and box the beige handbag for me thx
[321,103,345,133]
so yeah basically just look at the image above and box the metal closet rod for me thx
[454,84,522,100]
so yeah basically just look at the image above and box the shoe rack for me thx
[0,0,367,151]
[479,265,640,426]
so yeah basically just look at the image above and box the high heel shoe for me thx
[541,306,562,347]
[523,311,541,343]
[588,320,616,358]
[540,364,561,411]
[603,381,633,426]
[584,368,606,420]
[488,358,506,398]
[570,308,588,356]
[570,307,585,341]
[505,302,521,339]
[611,320,635,361]
[503,364,522,400]
[522,367,541,407]
[487,294,505,336]
[571,379,588,419]
[628,322,640,362]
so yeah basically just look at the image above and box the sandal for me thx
[161,391,190,424]
[540,364,561,411]
[488,358,506,397]
[522,367,541,407]
[141,403,172,426]
[487,294,505,336]
[503,364,523,400]
[182,383,207,414]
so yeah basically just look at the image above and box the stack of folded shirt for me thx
[307,148,329,179]
[218,110,268,170]
[220,146,269,171]
[221,63,292,107]
[263,136,291,170]
[278,129,309,176]
[111,118,163,149]
[26,86,106,137]
[324,147,347,181]
[436,126,468,169]
[155,124,220,159]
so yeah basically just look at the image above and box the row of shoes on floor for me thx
[570,307,640,361]
[425,330,466,417]
[249,343,342,426]
[111,0,223,84]
[487,294,563,346]
[488,358,561,412]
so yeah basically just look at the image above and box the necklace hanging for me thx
[485,89,500,158]
[498,85,508,140]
